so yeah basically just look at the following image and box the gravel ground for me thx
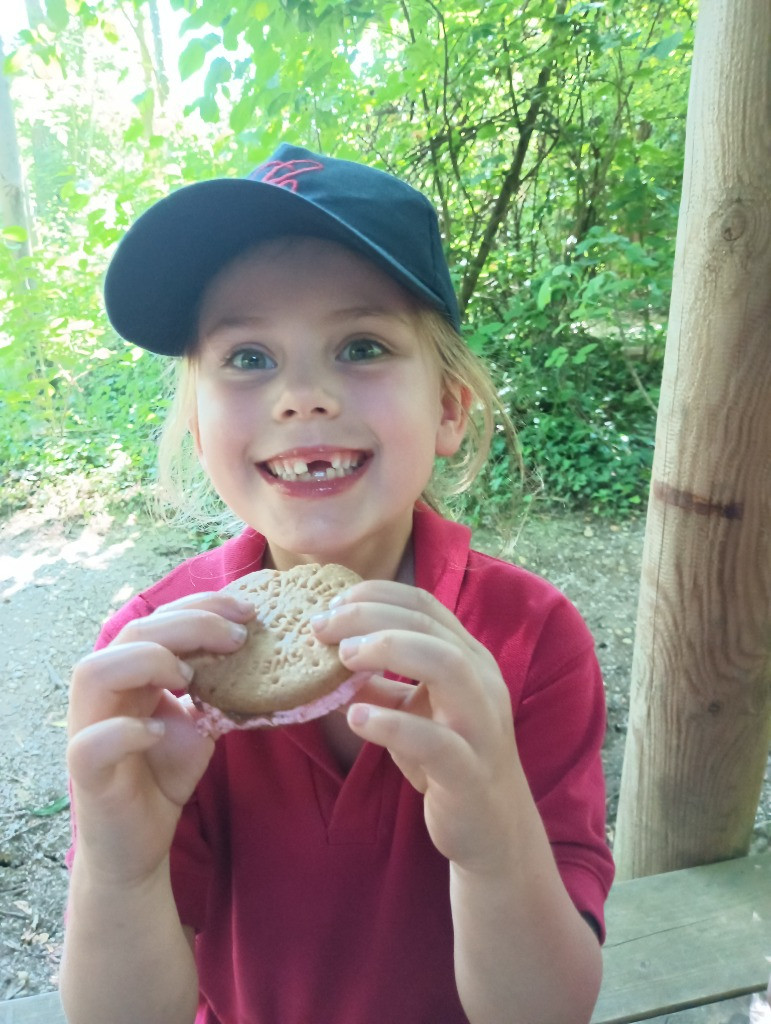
[1,486,768,1002]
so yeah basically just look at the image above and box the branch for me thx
[458,63,552,312]
[458,1,568,311]
[399,0,457,238]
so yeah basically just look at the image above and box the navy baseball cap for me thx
[104,142,460,355]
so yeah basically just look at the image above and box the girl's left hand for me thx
[312,579,523,874]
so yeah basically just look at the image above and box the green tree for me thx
[170,0,692,515]
[1,0,695,520]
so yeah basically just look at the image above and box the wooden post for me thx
[613,0,771,880]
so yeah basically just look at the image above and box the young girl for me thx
[61,143,614,1024]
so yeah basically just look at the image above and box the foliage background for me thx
[0,0,696,525]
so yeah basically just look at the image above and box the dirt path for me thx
[0,496,199,999]
[1,494,768,1000]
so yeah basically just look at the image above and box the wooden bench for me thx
[592,852,771,1023]
[0,992,65,1024]
[2,853,769,1024]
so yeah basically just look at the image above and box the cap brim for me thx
[104,178,453,355]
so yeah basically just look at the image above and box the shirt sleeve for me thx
[169,793,213,933]
[514,595,614,941]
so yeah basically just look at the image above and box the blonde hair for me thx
[410,308,522,510]
[154,306,521,532]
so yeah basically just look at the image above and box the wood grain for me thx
[592,854,771,1023]
[0,992,65,1024]
[614,0,771,879]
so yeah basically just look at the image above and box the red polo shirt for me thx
[79,504,613,1023]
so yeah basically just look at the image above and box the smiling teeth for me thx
[266,454,363,482]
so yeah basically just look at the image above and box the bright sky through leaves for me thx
[0,0,27,42]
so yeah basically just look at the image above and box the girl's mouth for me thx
[261,451,368,483]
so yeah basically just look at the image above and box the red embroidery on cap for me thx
[249,159,324,192]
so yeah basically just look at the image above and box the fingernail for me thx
[234,598,254,614]
[328,591,349,609]
[178,658,194,681]
[310,610,330,629]
[347,703,370,728]
[338,636,363,658]
[145,718,166,736]
[229,622,248,642]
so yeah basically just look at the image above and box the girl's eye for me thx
[227,348,276,371]
[339,338,387,363]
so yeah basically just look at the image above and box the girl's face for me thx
[190,238,467,579]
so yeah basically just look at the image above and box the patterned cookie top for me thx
[189,563,362,721]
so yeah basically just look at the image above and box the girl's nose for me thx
[272,371,341,421]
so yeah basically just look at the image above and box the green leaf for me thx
[536,279,552,311]
[2,226,28,243]
[3,49,25,75]
[132,87,154,116]
[230,90,257,133]
[102,21,120,45]
[572,342,598,365]
[205,55,232,91]
[179,34,220,80]
[45,0,69,30]
[545,346,568,369]
[646,31,684,61]
[30,795,70,817]
[123,118,144,143]
[179,39,207,80]
[197,93,221,122]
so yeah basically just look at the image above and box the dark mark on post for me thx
[654,481,744,520]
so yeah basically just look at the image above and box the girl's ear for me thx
[435,382,471,457]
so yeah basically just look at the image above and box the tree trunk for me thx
[0,35,33,256]
[24,0,45,28]
[134,5,156,137]
[148,0,169,107]
[613,0,771,880]
[458,0,567,313]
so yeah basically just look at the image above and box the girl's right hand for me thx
[67,592,254,887]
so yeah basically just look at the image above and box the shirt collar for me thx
[412,502,471,614]
[235,502,471,610]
